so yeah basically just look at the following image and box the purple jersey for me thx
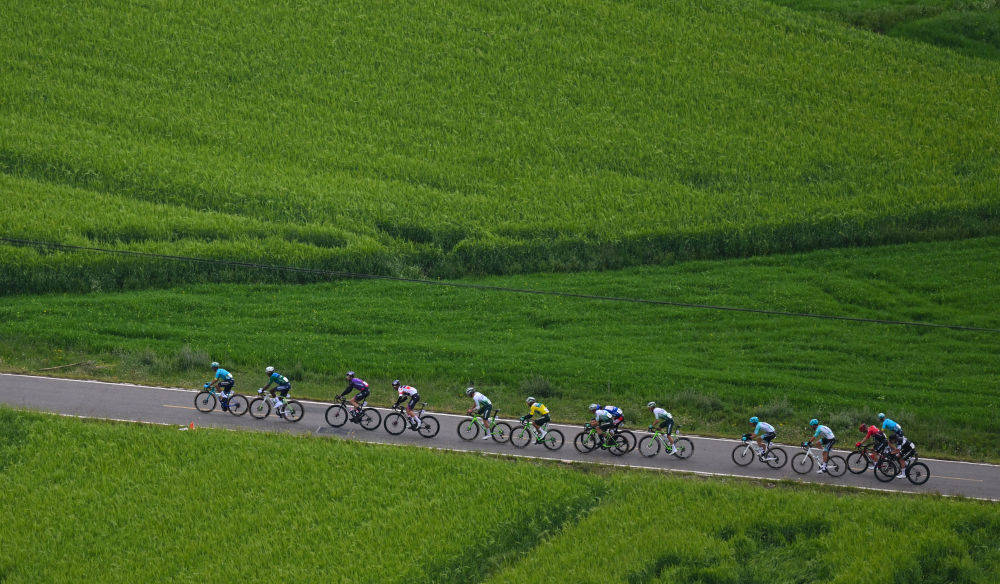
[348,377,369,390]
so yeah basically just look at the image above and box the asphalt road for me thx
[2,373,997,501]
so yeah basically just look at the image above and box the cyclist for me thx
[747,416,776,456]
[338,371,370,419]
[878,413,905,447]
[600,404,625,428]
[892,434,916,479]
[856,423,889,471]
[804,419,836,474]
[522,397,550,442]
[588,403,615,441]
[259,366,291,418]
[392,380,421,429]
[647,402,676,454]
[207,362,235,409]
[465,386,493,440]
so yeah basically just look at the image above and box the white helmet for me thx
[466,387,475,397]
[647,401,656,408]
[265,366,275,374]
[210,362,220,369]
[588,403,600,412]
[526,397,536,404]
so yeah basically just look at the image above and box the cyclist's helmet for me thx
[211,362,220,369]
[809,418,819,427]
[265,366,274,374]
[526,397,536,405]
[392,379,401,388]
[749,416,759,424]
[859,423,867,432]
[588,403,600,412]
[466,387,475,397]
[346,371,355,378]
[877,412,886,421]
[647,401,656,408]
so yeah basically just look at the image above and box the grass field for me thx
[3,237,997,461]
[2,0,999,293]
[0,409,997,583]
[774,1,1000,60]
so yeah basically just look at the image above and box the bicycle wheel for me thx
[791,452,813,474]
[541,429,564,450]
[457,418,480,440]
[638,436,660,458]
[510,425,532,448]
[491,421,511,443]
[732,444,754,466]
[417,415,440,438]
[359,408,381,430]
[846,451,870,474]
[574,431,596,453]
[609,434,629,456]
[617,430,637,453]
[826,455,846,477]
[194,391,216,413]
[765,447,787,469]
[225,394,248,416]
[248,397,270,419]
[672,437,694,460]
[283,400,304,422]
[325,404,348,427]
[906,462,930,485]
[383,412,406,435]
[874,458,898,483]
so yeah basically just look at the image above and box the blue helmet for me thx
[809,418,819,427]
[749,416,759,424]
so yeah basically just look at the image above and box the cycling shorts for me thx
[890,429,905,442]
[598,420,614,431]
[406,393,420,409]
[275,383,291,397]
[658,418,674,435]
[760,431,776,444]
[899,441,915,459]
[218,379,234,391]
[477,404,493,420]
[534,414,550,427]
[820,437,836,452]
[354,389,370,403]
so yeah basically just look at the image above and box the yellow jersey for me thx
[530,403,549,416]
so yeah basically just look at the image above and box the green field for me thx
[0,409,996,583]
[2,0,999,293]
[774,1,1000,60]
[3,237,998,461]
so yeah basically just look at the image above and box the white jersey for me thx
[754,421,775,434]
[653,408,672,421]
[813,425,835,440]
[473,392,491,407]
[397,385,418,397]
[595,409,613,421]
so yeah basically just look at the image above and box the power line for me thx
[3,236,998,334]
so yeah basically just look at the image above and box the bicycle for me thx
[882,444,929,485]
[573,425,629,456]
[638,425,694,459]
[731,435,786,469]
[248,391,304,422]
[325,396,381,430]
[791,443,845,477]
[457,409,511,443]
[510,418,565,450]
[846,443,882,474]
[383,402,440,438]
[194,384,248,416]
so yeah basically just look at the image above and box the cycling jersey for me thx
[754,421,775,435]
[595,409,613,422]
[214,368,233,380]
[602,406,622,418]
[348,377,369,391]
[813,425,835,440]
[472,392,492,408]
[881,419,902,433]
[397,385,419,397]
[529,403,549,417]
[268,372,289,386]
[653,408,672,421]
[861,425,882,441]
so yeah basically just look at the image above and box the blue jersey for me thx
[269,372,289,386]
[882,419,901,433]
[602,406,622,418]
[214,368,233,380]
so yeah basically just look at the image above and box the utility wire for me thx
[3,236,998,334]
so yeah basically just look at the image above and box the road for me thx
[2,373,997,501]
